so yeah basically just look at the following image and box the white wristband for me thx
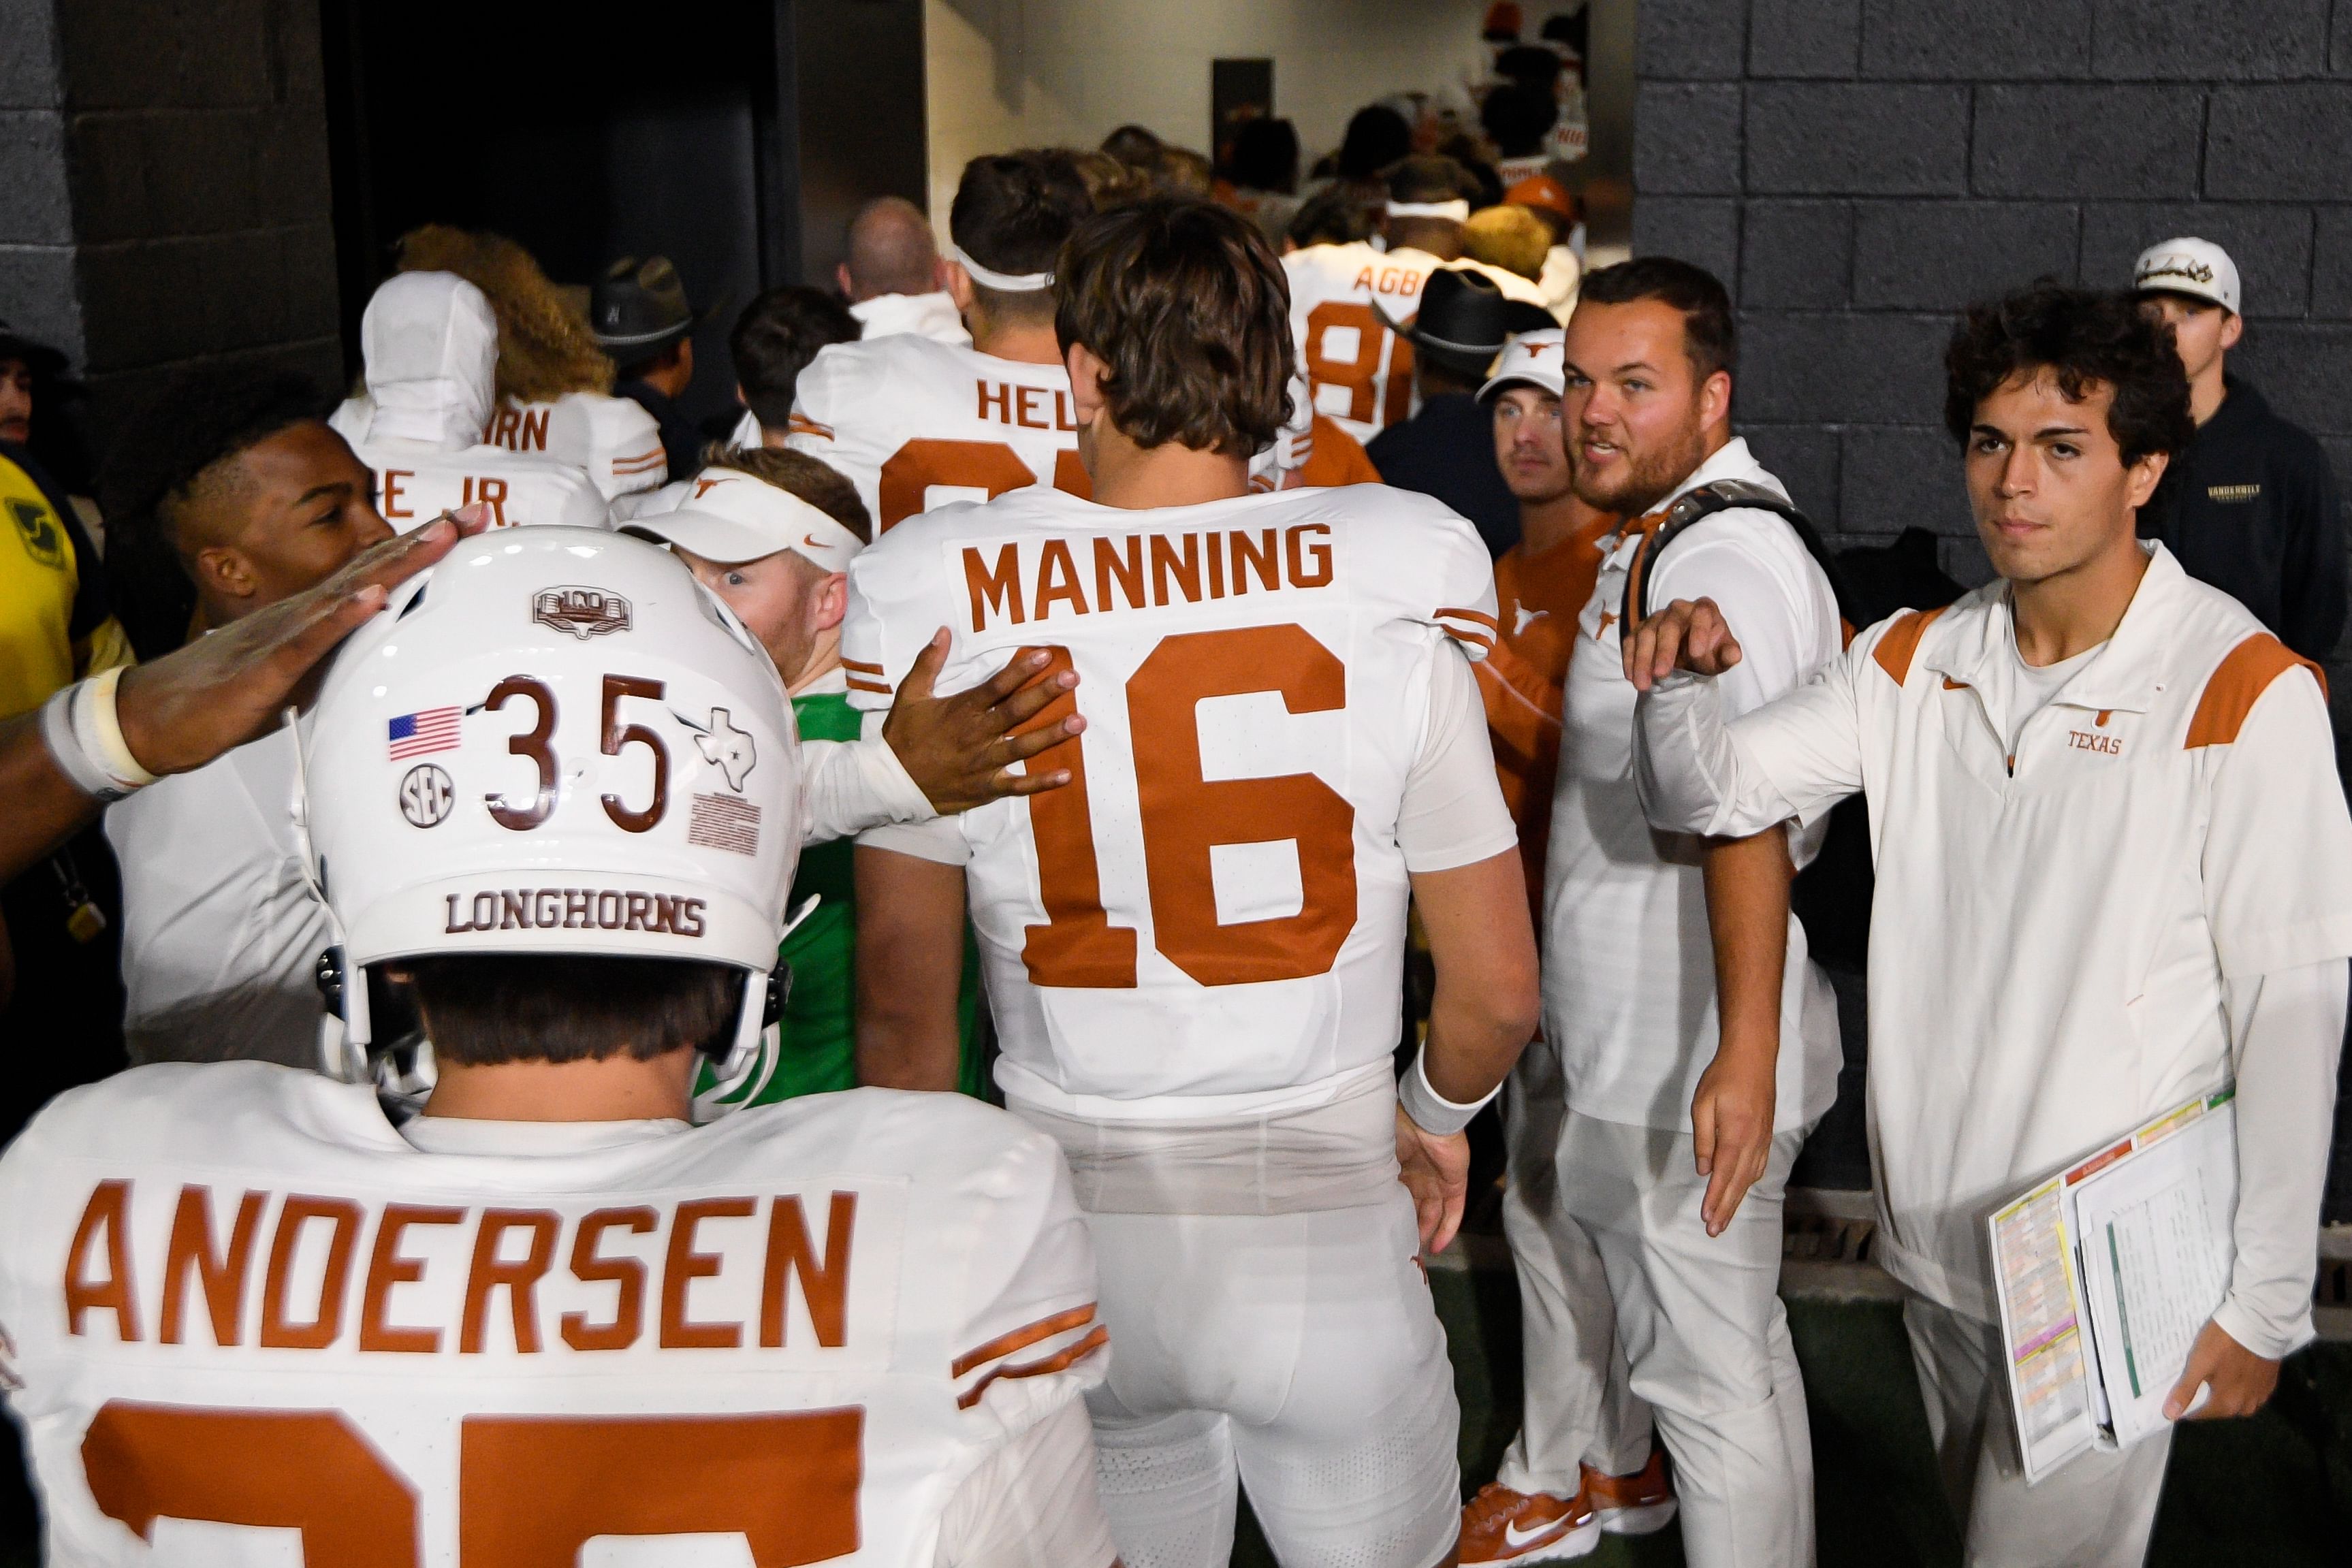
[81,666,157,788]
[39,669,155,803]
[1397,1046,1500,1136]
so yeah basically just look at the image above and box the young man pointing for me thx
[1628,282,2352,1567]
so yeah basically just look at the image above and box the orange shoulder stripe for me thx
[955,1325,1110,1409]
[1444,626,1495,653]
[2184,633,2325,749]
[841,657,885,675]
[1871,606,1948,686]
[1437,605,1499,630]
[951,1302,1096,1378]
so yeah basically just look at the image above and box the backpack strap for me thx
[1619,479,1862,639]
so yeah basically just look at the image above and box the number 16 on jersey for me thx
[1011,625,1360,991]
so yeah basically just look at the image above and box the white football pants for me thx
[1079,1190,1463,1568]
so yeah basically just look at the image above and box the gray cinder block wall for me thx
[0,0,340,438]
[1633,0,2352,591]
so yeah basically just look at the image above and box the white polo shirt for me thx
[1543,438,1844,1136]
[1636,544,2352,1354]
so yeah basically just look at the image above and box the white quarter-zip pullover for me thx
[1636,545,2352,1354]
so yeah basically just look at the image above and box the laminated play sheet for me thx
[1987,1088,2237,1483]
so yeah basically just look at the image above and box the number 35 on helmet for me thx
[296,526,802,1117]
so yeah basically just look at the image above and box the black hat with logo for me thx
[590,257,713,360]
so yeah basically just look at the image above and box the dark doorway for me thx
[317,0,927,430]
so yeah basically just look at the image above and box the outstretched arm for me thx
[882,635,1083,813]
[1633,596,1867,841]
[1,509,487,883]
[801,638,1086,844]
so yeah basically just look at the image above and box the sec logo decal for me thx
[398,764,456,827]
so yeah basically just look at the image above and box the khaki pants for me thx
[1500,1046,1814,1568]
[1901,1293,2172,1568]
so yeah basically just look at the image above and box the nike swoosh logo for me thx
[1503,1518,1568,1550]
[804,534,830,549]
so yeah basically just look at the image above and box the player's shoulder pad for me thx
[823,330,947,379]
[719,1087,1072,1202]
[1318,483,1498,654]
[1327,482,1491,572]
[467,441,607,496]
[851,494,994,569]
[1283,240,1371,283]
[787,338,875,419]
[559,389,660,443]
[798,334,944,430]
[0,1061,392,1174]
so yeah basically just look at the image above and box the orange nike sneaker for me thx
[1457,1482,1600,1565]
[1582,1443,1677,1535]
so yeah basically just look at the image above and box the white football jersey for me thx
[0,1064,1105,1568]
[842,484,1500,1111]
[786,336,1090,534]
[1281,243,1549,445]
[352,436,611,532]
[483,393,669,501]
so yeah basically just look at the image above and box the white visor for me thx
[626,468,865,572]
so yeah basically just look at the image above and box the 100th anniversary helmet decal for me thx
[533,586,633,639]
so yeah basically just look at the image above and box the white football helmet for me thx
[297,526,801,1117]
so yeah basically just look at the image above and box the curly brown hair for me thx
[1943,281,2192,464]
[1053,199,1294,458]
[395,225,614,403]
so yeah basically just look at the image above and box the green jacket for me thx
[748,684,987,1102]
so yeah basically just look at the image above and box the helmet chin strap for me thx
[691,967,778,1122]
[692,895,817,1122]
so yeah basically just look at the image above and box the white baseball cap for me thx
[1478,327,1568,402]
[2133,237,2241,315]
[624,466,866,573]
